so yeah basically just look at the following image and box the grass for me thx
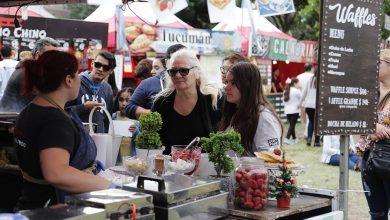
[282,123,369,220]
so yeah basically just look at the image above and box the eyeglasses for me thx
[167,66,197,77]
[220,66,229,74]
[381,59,390,64]
[94,61,111,71]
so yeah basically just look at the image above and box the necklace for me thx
[39,95,65,112]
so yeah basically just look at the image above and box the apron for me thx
[55,109,98,202]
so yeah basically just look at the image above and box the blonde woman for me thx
[152,49,222,154]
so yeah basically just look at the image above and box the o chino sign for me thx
[316,0,382,135]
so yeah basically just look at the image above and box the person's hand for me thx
[128,124,136,132]
[84,101,103,110]
[373,123,390,140]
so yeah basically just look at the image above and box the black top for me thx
[152,90,221,154]
[14,104,78,209]
[0,62,35,112]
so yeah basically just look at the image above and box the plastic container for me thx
[234,157,268,210]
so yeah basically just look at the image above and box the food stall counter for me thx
[227,194,332,220]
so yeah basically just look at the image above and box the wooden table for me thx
[227,194,332,220]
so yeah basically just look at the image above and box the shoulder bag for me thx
[365,139,390,179]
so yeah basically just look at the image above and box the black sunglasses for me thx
[167,66,197,77]
[94,61,111,71]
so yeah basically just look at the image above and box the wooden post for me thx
[339,135,349,220]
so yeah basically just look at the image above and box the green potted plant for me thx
[269,152,298,208]
[134,112,163,159]
[201,131,245,178]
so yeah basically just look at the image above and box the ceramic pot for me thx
[277,196,291,208]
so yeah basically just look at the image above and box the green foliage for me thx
[135,131,162,150]
[269,152,298,198]
[201,131,245,177]
[383,0,390,40]
[138,112,162,132]
[135,112,163,149]
[67,4,98,20]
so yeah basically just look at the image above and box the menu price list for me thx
[317,0,382,135]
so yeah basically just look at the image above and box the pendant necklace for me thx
[39,95,65,113]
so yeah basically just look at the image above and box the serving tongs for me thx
[170,137,201,158]
[181,137,201,153]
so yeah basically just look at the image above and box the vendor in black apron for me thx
[14,50,113,210]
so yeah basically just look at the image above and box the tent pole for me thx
[242,0,257,57]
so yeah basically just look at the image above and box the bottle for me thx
[234,157,268,210]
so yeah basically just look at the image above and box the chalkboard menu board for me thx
[317,0,382,135]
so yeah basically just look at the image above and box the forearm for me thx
[45,165,110,193]
[135,106,150,119]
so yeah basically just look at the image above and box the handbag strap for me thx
[89,106,115,137]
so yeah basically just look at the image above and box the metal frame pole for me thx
[339,135,349,220]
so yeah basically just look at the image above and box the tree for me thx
[67,4,98,20]
[383,0,390,40]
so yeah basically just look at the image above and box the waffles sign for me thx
[316,0,382,135]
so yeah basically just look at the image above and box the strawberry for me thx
[255,173,263,180]
[239,191,245,197]
[249,179,258,189]
[244,201,254,209]
[247,187,254,195]
[159,2,167,11]
[274,148,282,156]
[254,203,263,210]
[257,178,264,187]
[236,173,243,182]
[240,180,250,189]
[244,167,252,173]
[240,197,246,204]
[254,189,262,197]
[243,173,251,180]
[253,196,261,205]
[246,195,253,203]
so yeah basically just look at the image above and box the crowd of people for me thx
[2,38,389,218]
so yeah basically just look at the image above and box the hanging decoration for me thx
[149,0,188,22]
[256,0,295,17]
[207,0,236,23]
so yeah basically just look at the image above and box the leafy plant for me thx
[269,152,298,198]
[201,131,244,177]
[135,112,163,150]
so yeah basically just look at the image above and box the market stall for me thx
[213,6,317,89]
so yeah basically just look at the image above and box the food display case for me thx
[123,174,229,220]
[65,188,155,219]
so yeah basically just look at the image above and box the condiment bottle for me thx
[234,157,268,210]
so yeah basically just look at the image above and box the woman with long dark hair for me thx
[219,62,283,156]
[283,77,301,144]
